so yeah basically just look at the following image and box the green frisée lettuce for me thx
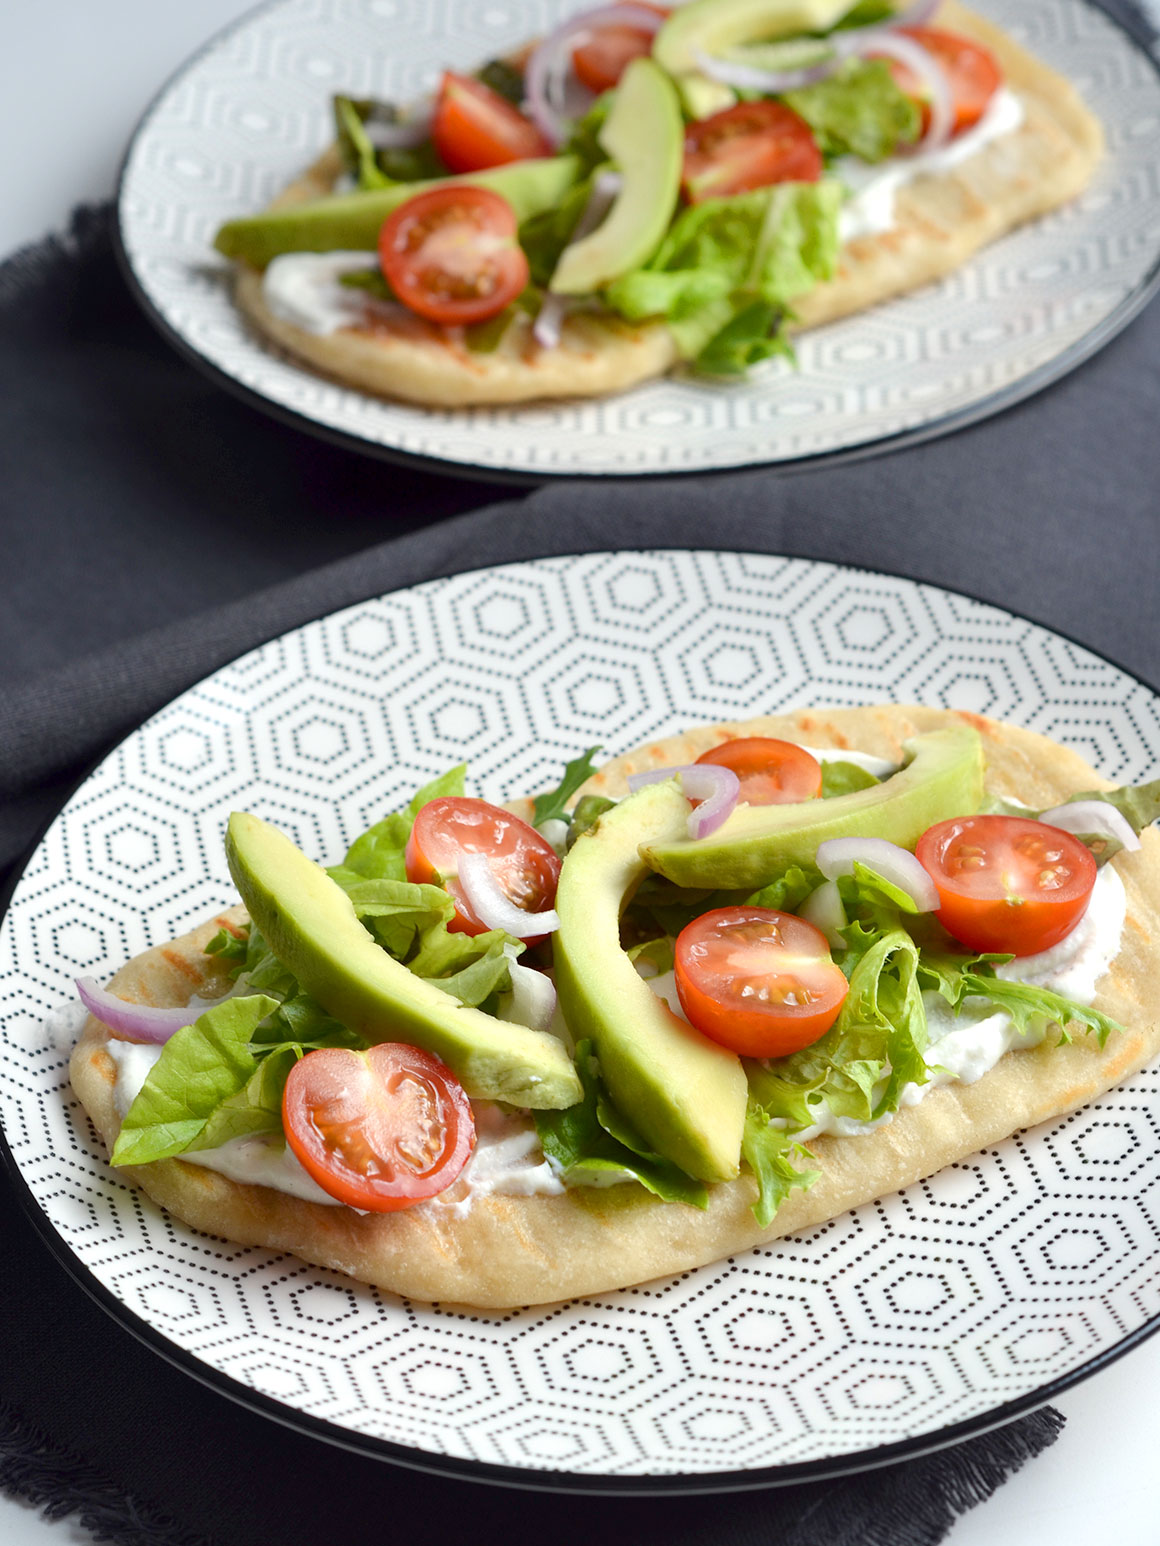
[917,953,1123,1048]
[742,1100,820,1227]
[534,1041,710,1207]
[603,181,843,369]
[784,58,921,164]
[532,745,603,828]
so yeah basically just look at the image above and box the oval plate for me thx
[3,551,1160,1488]
[115,0,1160,481]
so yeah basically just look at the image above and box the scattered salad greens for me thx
[111,745,1143,1231]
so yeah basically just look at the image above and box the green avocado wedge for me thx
[553,782,748,1183]
[642,726,985,889]
[654,0,856,76]
[549,58,683,296]
[214,156,580,269]
[225,812,582,1110]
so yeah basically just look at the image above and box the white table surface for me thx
[4,3,1160,1542]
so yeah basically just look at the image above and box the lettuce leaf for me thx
[746,926,928,1129]
[917,953,1124,1047]
[741,1099,820,1227]
[784,58,921,163]
[821,760,881,797]
[533,745,602,827]
[604,181,843,367]
[534,1041,709,1207]
[111,995,281,1165]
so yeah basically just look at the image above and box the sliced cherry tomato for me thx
[885,27,1002,137]
[432,71,550,173]
[405,796,562,940]
[695,737,822,806]
[683,100,822,204]
[674,907,848,1058]
[282,1043,474,1212]
[378,186,529,326]
[915,814,1096,957]
[572,5,669,93]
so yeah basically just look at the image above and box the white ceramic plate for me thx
[2,551,1160,1489]
[115,0,1160,480]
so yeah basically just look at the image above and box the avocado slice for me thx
[215,156,580,269]
[654,0,855,113]
[226,812,582,1110]
[553,782,748,1183]
[549,59,683,296]
[642,726,984,889]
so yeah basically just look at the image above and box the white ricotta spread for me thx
[741,861,1124,1142]
[800,744,897,777]
[261,251,404,336]
[105,1037,562,1213]
[431,1102,565,1219]
[837,85,1026,242]
[104,1038,343,1204]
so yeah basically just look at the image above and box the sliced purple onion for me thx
[500,950,559,1032]
[815,837,940,912]
[1039,801,1141,853]
[524,4,666,145]
[456,852,560,938]
[76,976,203,1044]
[798,880,848,951]
[836,28,953,148]
[680,764,741,839]
[363,105,435,150]
[693,45,839,94]
[691,2,943,111]
[533,293,567,350]
[625,762,740,839]
[538,169,623,330]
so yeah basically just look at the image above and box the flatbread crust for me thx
[70,705,1160,1308]
[231,2,1102,407]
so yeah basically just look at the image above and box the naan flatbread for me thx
[70,705,1160,1308]
[229,3,1102,406]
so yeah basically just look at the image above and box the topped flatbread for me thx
[216,1,1103,408]
[70,705,1159,1308]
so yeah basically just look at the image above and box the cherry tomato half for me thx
[683,100,822,204]
[378,186,529,327]
[884,28,1002,138]
[695,737,822,806]
[432,71,550,173]
[405,796,562,941]
[572,4,669,93]
[675,907,848,1058]
[915,814,1096,957]
[282,1043,475,1211]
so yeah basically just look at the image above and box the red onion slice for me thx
[625,763,740,839]
[525,4,666,145]
[1039,801,1142,853]
[363,105,435,150]
[533,293,567,350]
[500,949,559,1033]
[694,45,839,93]
[535,170,623,345]
[836,28,953,148]
[816,837,940,912]
[456,852,560,938]
[798,880,848,951]
[76,976,204,1044]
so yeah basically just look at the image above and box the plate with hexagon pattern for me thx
[115,0,1160,480]
[3,551,1160,1489]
